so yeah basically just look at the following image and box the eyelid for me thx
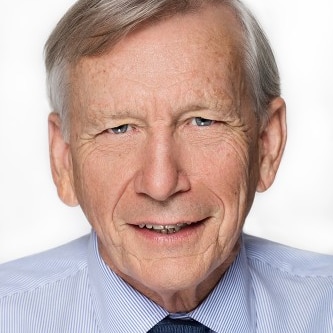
[191,117,215,126]
[106,123,131,134]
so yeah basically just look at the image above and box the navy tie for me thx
[148,317,210,332]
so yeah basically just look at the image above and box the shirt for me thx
[0,231,332,332]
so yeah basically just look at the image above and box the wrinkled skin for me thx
[49,4,286,312]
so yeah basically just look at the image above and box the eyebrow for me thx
[177,98,237,116]
[83,90,237,127]
[85,108,138,123]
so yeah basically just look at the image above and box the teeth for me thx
[151,225,165,230]
[138,223,190,234]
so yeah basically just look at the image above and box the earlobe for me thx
[48,112,79,206]
[256,97,287,192]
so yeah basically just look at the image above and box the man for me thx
[0,0,332,332]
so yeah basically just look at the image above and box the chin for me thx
[124,254,216,294]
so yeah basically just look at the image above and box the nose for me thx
[134,132,191,201]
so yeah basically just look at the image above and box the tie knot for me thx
[148,317,210,332]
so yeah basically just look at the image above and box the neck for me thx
[142,260,236,312]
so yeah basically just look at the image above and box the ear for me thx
[48,112,78,206]
[256,97,287,192]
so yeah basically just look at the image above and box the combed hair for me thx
[45,0,280,139]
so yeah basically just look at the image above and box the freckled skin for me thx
[49,4,286,312]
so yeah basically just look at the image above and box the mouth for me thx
[137,221,199,234]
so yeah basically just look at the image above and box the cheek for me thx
[190,140,251,190]
[71,146,136,225]
[192,139,255,224]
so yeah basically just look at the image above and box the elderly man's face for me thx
[49,4,285,311]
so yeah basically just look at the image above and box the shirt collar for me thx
[87,231,255,333]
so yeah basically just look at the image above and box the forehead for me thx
[73,5,243,76]
[70,4,245,113]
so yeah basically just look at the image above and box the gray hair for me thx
[45,0,280,140]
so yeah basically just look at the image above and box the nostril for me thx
[134,168,190,202]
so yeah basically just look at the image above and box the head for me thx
[46,0,286,311]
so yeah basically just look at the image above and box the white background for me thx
[0,0,332,264]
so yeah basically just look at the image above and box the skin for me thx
[48,4,287,312]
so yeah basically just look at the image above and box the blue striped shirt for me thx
[1,231,332,332]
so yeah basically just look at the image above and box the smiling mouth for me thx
[138,222,193,234]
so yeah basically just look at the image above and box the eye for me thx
[108,124,129,134]
[192,117,215,127]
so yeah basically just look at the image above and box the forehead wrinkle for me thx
[172,77,240,116]
[72,63,244,130]
[85,76,241,127]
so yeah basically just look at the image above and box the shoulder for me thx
[242,234,333,330]
[243,234,333,330]
[0,234,90,299]
[243,233,333,278]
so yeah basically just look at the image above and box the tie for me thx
[148,317,210,332]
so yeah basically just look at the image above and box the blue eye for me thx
[193,117,214,126]
[109,124,129,134]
